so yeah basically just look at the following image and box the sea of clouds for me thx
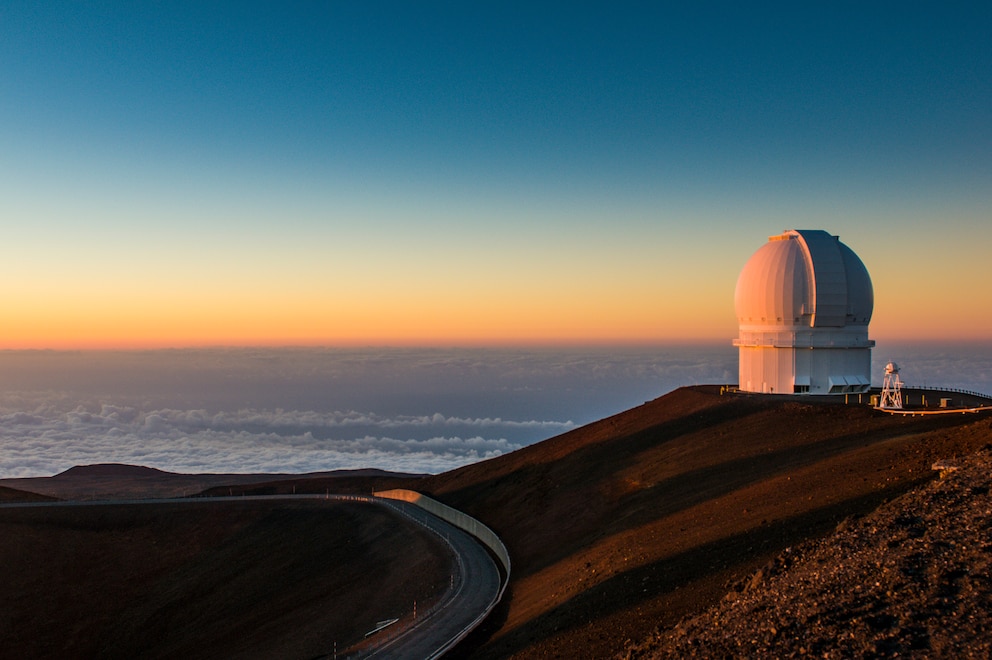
[0,346,735,477]
[0,401,566,477]
[0,343,987,478]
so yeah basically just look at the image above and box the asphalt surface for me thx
[362,499,501,659]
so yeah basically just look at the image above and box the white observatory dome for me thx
[734,229,875,395]
[734,229,873,329]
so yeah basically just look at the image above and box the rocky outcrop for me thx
[623,445,992,658]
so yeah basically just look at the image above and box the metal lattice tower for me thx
[880,362,903,409]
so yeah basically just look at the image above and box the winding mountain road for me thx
[363,498,501,659]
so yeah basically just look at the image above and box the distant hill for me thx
[55,463,175,478]
[0,465,425,500]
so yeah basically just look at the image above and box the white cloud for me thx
[0,399,548,478]
[2,343,888,478]
[2,344,987,478]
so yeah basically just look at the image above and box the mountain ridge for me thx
[413,386,992,658]
[0,466,425,500]
[55,463,175,478]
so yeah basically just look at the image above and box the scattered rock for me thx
[622,447,992,658]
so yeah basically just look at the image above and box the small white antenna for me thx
[880,362,903,409]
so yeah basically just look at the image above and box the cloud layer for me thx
[0,345,742,477]
[0,400,575,478]
[4,344,984,478]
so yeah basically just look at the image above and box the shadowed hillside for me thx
[0,500,451,659]
[0,485,58,503]
[412,386,992,658]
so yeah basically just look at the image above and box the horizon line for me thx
[0,336,988,353]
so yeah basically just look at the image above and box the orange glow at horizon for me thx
[5,221,990,350]
[1,287,741,349]
[5,296,988,350]
[2,252,747,348]
[0,319,738,351]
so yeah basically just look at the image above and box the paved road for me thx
[0,493,502,659]
[361,499,501,659]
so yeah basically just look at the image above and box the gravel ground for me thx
[623,445,992,659]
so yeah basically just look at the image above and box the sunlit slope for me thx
[418,386,991,659]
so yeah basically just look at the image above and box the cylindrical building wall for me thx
[734,230,874,394]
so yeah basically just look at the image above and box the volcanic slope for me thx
[414,385,992,659]
[624,446,992,658]
[0,499,452,659]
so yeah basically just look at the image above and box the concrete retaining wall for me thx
[373,489,511,592]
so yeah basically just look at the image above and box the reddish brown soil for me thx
[0,500,452,659]
[625,448,992,658]
[413,386,992,659]
[5,386,990,659]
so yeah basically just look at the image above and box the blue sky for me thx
[2,2,990,346]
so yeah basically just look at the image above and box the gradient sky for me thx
[2,2,990,348]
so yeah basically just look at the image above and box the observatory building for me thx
[734,229,875,395]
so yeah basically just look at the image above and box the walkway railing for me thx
[901,385,992,401]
